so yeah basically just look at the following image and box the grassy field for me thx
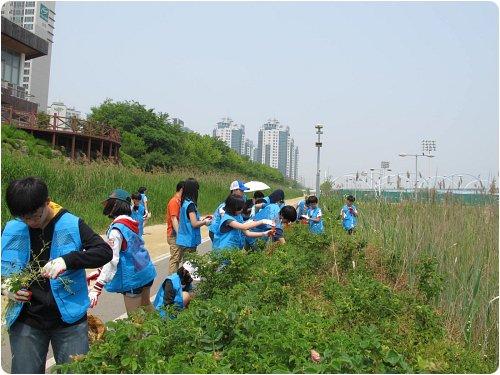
[1,151,302,233]
[322,193,499,365]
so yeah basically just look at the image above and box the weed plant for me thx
[56,221,493,373]
[322,195,499,366]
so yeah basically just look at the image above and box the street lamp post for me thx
[399,152,434,200]
[315,124,323,198]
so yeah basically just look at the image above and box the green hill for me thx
[1,125,301,232]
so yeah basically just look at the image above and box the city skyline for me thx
[48,2,499,187]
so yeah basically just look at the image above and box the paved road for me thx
[1,196,302,373]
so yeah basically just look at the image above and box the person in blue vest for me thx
[153,262,197,318]
[130,192,145,237]
[213,195,273,251]
[304,196,324,234]
[294,196,310,223]
[208,180,249,242]
[87,189,157,316]
[176,178,212,259]
[340,194,358,234]
[1,177,112,374]
[250,190,297,245]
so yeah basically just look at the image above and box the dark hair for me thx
[176,181,184,192]
[255,198,266,204]
[131,193,142,200]
[346,195,356,202]
[242,198,254,215]
[177,266,193,287]
[103,198,132,218]
[307,196,318,204]
[269,189,285,204]
[280,205,297,223]
[181,178,199,205]
[6,177,49,217]
[224,195,246,215]
[138,187,147,194]
[253,191,264,199]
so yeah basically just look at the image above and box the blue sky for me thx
[49,2,498,187]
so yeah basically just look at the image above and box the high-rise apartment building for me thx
[46,101,81,128]
[243,138,255,161]
[212,117,245,154]
[2,1,55,111]
[255,119,299,180]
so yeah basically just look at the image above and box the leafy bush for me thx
[55,218,493,373]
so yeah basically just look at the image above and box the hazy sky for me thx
[48,1,498,187]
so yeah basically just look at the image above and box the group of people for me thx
[0,176,358,373]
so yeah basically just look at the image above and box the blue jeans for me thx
[9,320,89,374]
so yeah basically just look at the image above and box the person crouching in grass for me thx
[306,196,324,234]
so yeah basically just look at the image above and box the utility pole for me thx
[315,124,324,198]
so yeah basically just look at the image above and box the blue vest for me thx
[153,273,184,318]
[105,221,156,293]
[308,207,324,234]
[213,213,244,251]
[208,202,224,234]
[254,203,283,229]
[130,205,145,237]
[341,204,357,230]
[176,200,201,248]
[296,200,307,220]
[1,213,88,328]
[139,193,147,208]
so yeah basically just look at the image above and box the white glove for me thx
[301,215,310,220]
[261,219,275,226]
[41,257,67,279]
[88,281,104,308]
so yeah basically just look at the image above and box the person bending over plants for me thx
[153,262,197,317]
[212,195,273,251]
[1,177,113,374]
[87,189,157,315]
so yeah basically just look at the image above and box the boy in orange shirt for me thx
[166,181,184,273]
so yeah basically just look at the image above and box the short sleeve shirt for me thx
[166,196,181,237]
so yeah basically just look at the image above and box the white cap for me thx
[182,261,200,281]
[229,180,249,191]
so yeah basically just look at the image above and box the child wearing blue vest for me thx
[295,196,309,223]
[176,178,212,258]
[1,177,113,373]
[250,190,295,244]
[130,193,145,237]
[304,196,324,234]
[213,195,273,251]
[208,180,249,242]
[153,262,196,318]
[341,195,358,234]
[87,189,157,316]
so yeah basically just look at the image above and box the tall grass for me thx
[323,195,498,363]
[1,151,301,233]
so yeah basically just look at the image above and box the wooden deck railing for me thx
[1,106,121,144]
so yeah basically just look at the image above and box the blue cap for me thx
[107,189,131,203]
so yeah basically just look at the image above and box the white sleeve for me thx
[96,229,122,285]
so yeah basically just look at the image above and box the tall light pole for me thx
[399,152,434,199]
[422,140,437,180]
[315,124,323,198]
